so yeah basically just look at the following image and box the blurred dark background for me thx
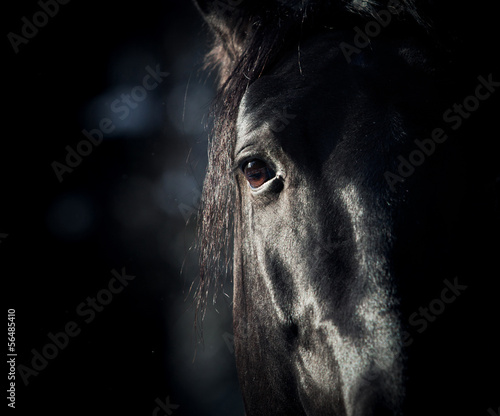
[4,1,243,415]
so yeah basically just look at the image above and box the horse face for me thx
[232,34,429,415]
[195,2,499,415]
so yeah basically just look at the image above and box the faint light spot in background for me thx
[46,193,96,241]
[81,44,167,139]
[154,171,201,218]
[82,86,164,139]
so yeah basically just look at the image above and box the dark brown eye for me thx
[242,159,275,189]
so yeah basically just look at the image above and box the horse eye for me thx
[242,159,275,189]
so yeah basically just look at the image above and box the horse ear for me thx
[194,0,268,84]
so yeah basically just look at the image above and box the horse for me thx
[193,1,499,414]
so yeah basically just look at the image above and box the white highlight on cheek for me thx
[340,183,400,341]
[247,180,402,414]
[340,182,365,248]
[287,184,370,414]
[327,182,402,413]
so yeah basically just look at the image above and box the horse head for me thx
[194,1,499,414]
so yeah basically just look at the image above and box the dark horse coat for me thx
[194,1,499,415]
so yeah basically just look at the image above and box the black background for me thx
[4,1,500,416]
[4,1,243,415]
